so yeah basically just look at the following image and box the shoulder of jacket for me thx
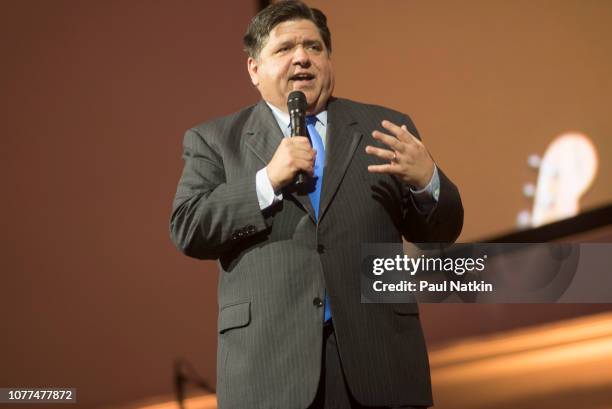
[332,97,407,119]
[187,103,258,141]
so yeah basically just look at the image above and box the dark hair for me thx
[244,0,332,59]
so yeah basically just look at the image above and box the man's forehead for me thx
[268,19,322,42]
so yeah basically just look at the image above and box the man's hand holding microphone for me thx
[266,90,315,191]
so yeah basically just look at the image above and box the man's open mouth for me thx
[290,73,315,83]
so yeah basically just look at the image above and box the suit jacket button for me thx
[316,244,325,254]
[313,297,324,307]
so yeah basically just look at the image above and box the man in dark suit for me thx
[170,1,463,408]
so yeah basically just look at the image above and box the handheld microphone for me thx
[287,91,308,186]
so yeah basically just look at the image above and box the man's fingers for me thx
[286,143,316,172]
[367,163,400,175]
[371,130,403,152]
[287,137,313,149]
[291,148,316,162]
[381,120,417,144]
[365,145,395,162]
[290,136,311,143]
[294,158,315,175]
[381,120,404,137]
[400,124,421,144]
[283,137,314,155]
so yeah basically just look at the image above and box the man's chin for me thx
[283,87,328,113]
[307,97,329,115]
[290,83,318,96]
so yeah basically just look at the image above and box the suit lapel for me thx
[318,98,362,223]
[244,100,316,221]
[244,100,283,165]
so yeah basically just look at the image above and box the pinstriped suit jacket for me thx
[170,97,463,409]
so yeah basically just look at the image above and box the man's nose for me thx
[292,46,310,66]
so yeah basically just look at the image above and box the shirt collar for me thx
[265,101,328,132]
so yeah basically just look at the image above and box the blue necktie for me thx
[306,116,331,322]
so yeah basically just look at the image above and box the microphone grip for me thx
[295,171,307,185]
[290,111,308,186]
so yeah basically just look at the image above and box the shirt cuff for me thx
[409,165,440,214]
[256,167,283,210]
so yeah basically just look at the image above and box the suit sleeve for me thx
[399,114,464,243]
[169,127,270,260]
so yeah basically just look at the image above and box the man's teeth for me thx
[292,75,313,80]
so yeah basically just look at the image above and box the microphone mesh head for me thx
[287,91,307,112]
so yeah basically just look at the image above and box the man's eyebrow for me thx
[303,39,323,46]
[275,40,295,48]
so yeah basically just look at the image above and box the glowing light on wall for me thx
[518,132,599,228]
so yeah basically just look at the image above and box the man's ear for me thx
[247,57,259,87]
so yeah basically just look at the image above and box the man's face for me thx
[247,19,334,115]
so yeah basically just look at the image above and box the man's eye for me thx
[277,46,289,53]
[307,44,322,51]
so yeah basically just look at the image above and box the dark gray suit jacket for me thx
[170,97,463,409]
